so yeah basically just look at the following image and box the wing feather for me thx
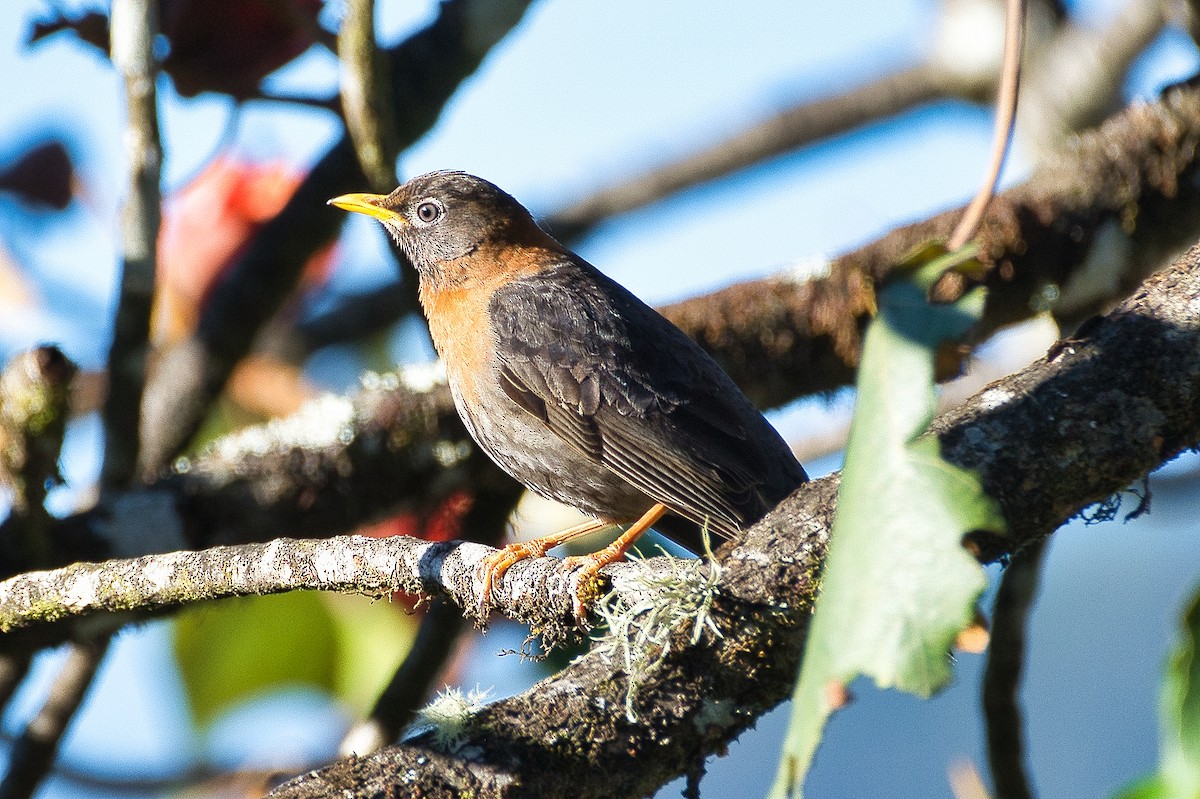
[488,259,805,540]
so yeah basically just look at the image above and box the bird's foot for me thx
[563,551,621,624]
[477,538,557,616]
[476,505,666,625]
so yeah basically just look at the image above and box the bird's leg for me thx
[564,502,668,622]
[479,516,613,614]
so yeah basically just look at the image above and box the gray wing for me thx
[488,260,806,540]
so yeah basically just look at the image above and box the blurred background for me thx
[1,0,1199,796]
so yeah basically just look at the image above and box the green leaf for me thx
[173,591,415,727]
[1115,586,1200,799]
[770,243,1006,798]
[174,592,340,727]
[324,592,416,715]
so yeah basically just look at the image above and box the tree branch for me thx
[268,233,1200,798]
[982,538,1045,799]
[661,81,1200,408]
[0,528,706,654]
[544,63,952,241]
[338,0,399,193]
[0,636,111,799]
[104,0,161,490]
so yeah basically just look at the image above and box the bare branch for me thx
[982,539,1045,799]
[545,63,951,241]
[104,0,161,490]
[0,636,111,799]
[544,0,1157,242]
[338,0,399,192]
[270,233,1200,797]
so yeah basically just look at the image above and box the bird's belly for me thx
[450,379,652,523]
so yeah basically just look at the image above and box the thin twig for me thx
[341,598,467,755]
[103,0,162,489]
[982,539,1046,799]
[341,484,517,754]
[338,0,399,192]
[545,64,949,241]
[948,0,1024,251]
[0,636,112,799]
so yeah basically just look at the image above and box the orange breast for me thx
[423,283,497,406]
[419,239,565,404]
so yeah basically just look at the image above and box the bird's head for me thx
[329,171,553,290]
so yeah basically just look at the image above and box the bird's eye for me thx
[415,200,442,224]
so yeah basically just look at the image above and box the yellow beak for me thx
[327,192,399,223]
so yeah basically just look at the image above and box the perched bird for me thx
[329,172,807,617]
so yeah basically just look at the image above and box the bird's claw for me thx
[476,546,609,627]
[563,554,608,625]
[476,540,554,617]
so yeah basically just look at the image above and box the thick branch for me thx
[271,234,1200,798]
[662,82,1200,408]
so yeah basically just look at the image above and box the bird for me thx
[329,171,807,619]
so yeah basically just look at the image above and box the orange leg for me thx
[478,503,669,622]
[479,516,612,613]
[564,503,668,622]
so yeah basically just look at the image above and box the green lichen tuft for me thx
[593,534,724,722]
[415,685,492,751]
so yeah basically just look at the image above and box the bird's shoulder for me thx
[487,258,696,413]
